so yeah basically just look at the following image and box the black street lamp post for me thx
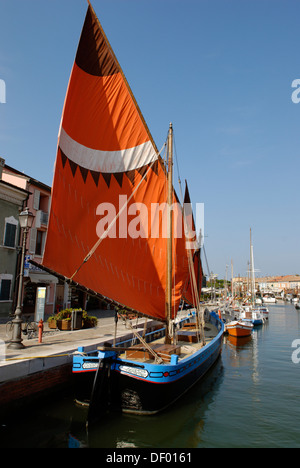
[8,207,35,350]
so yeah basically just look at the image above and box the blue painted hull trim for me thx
[72,312,224,416]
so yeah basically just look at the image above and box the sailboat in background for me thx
[222,260,254,338]
[223,230,265,337]
[34,2,224,421]
[225,320,253,338]
[240,229,265,325]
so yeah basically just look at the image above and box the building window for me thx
[4,223,17,247]
[0,278,11,301]
[35,230,43,256]
[3,216,18,248]
[29,228,46,256]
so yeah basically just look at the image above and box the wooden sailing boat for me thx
[38,2,224,420]
[225,231,263,336]
[223,261,253,338]
[225,320,253,338]
[239,229,264,326]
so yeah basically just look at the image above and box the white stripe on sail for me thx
[59,127,157,173]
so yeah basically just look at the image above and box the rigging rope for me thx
[118,312,164,364]
[173,132,206,345]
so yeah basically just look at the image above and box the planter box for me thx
[48,319,57,329]
[57,320,71,331]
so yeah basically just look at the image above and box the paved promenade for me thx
[0,307,206,412]
[0,306,207,382]
[0,310,146,384]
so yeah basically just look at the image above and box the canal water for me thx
[0,303,299,448]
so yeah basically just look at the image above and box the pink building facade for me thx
[2,165,59,317]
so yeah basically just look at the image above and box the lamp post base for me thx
[8,307,25,350]
[7,341,25,350]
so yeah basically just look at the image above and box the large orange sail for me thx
[42,3,192,321]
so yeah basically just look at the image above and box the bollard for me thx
[38,319,44,343]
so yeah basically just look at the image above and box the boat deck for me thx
[117,321,219,364]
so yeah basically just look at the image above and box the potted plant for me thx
[55,308,72,331]
[47,315,57,329]
[82,311,98,328]
[57,317,72,331]
[48,308,97,331]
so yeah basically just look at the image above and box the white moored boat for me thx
[262,293,276,304]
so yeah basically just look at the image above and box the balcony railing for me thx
[35,210,49,228]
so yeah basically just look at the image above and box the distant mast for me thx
[250,228,256,305]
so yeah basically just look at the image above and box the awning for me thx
[27,272,59,285]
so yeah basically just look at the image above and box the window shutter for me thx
[41,231,46,256]
[0,279,11,300]
[29,227,37,254]
[4,223,17,247]
[33,190,40,210]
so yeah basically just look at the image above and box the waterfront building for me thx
[232,275,300,297]
[0,158,29,317]
[2,163,59,317]
[1,161,98,317]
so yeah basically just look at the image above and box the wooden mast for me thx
[165,123,173,344]
[250,228,256,306]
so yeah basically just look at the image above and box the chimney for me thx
[0,158,4,179]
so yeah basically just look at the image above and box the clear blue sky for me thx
[0,0,299,279]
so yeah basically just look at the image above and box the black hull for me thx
[72,311,225,424]
[74,338,223,416]
[113,348,222,415]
